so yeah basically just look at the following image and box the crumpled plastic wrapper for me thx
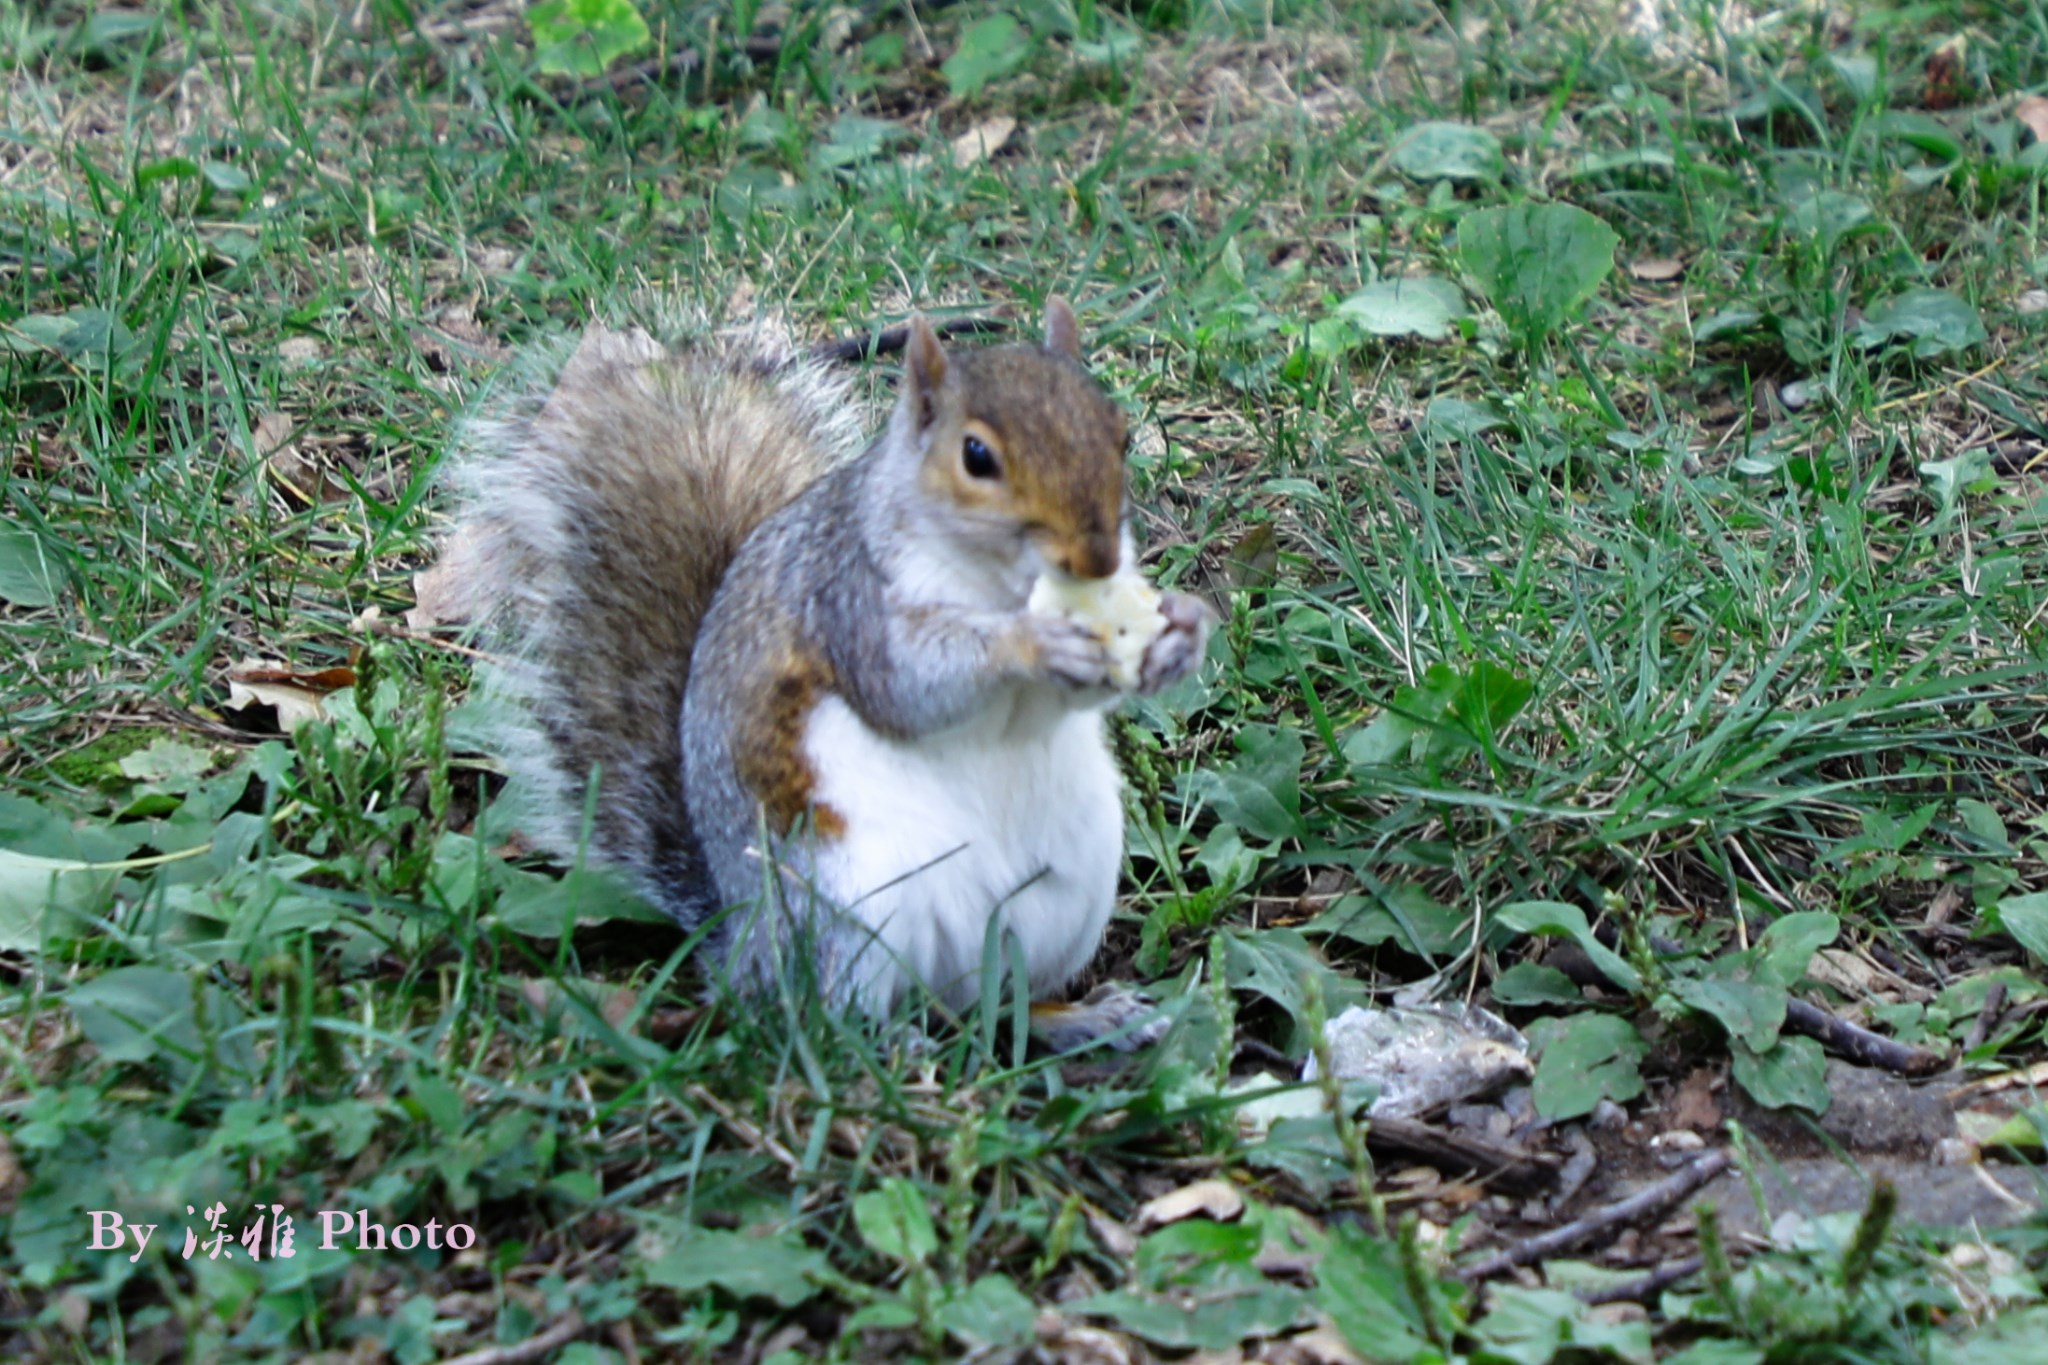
[1303,1003,1532,1117]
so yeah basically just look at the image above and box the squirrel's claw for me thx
[1137,592,1214,695]
[1029,614,1116,690]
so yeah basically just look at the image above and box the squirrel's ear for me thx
[1043,295,1082,360]
[902,313,951,431]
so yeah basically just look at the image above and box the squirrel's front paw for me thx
[1022,614,1115,690]
[1137,592,1215,695]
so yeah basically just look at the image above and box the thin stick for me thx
[1579,1256,1705,1305]
[440,1312,586,1365]
[1456,1151,1731,1282]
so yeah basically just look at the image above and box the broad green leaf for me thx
[1784,188,1875,243]
[853,1178,938,1264]
[1334,276,1466,340]
[0,524,64,606]
[1422,397,1505,443]
[1457,203,1618,349]
[1492,962,1584,1007]
[1667,976,1786,1052]
[491,867,668,937]
[1531,1013,1646,1120]
[813,115,906,170]
[1317,1226,1443,1360]
[0,849,122,951]
[528,0,650,77]
[1308,885,1468,959]
[641,1228,827,1308]
[1187,726,1304,840]
[1475,1285,1654,1365]
[933,1276,1037,1349]
[1071,1284,1307,1351]
[1855,288,1987,359]
[1222,928,1360,1043]
[1731,1034,1829,1112]
[67,966,221,1069]
[1994,893,2048,961]
[943,15,1028,97]
[1450,660,1533,743]
[1495,901,1643,995]
[1748,911,1838,988]
[1918,448,1994,528]
[1392,121,1504,182]
[1871,111,1964,161]
[1664,1341,1766,1365]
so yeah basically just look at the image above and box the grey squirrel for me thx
[446,298,1211,1044]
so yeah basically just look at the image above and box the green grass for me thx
[5,0,2048,1361]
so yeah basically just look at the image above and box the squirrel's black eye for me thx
[962,434,1000,480]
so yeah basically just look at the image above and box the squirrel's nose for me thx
[1062,534,1120,580]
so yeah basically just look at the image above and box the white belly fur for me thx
[798,688,1123,1013]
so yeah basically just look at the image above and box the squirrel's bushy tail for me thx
[451,322,865,921]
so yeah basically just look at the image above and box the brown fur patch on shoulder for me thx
[731,646,847,840]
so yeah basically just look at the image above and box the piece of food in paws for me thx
[1028,568,1168,689]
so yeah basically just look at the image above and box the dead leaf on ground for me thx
[224,659,358,731]
[254,411,329,504]
[952,116,1017,168]
[1668,1066,1723,1132]
[2016,95,2048,146]
[417,304,510,371]
[1628,257,1685,282]
[408,524,488,629]
[1923,36,1967,110]
[1134,1178,1245,1230]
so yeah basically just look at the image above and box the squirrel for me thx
[446,297,1211,1046]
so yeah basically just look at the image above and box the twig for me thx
[1781,998,1944,1077]
[440,1312,586,1365]
[1963,982,2008,1053]
[1365,1115,1559,1195]
[809,316,1011,365]
[1455,1150,1732,1282]
[1578,1256,1705,1305]
[1543,943,1945,1077]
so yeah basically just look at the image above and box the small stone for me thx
[1589,1099,1627,1131]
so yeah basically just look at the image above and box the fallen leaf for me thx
[952,115,1017,168]
[1668,1066,1723,1131]
[223,659,356,731]
[1085,1210,1137,1259]
[1923,36,1966,110]
[408,524,488,629]
[1628,257,1685,282]
[1133,1178,1244,1230]
[2016,95,2048,146]
[252,411,329,505]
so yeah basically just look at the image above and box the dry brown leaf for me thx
[601,987,638,1031]
[1668,1066,1723,1131]
[1085,1210,1137,1259]
[1257,1327,1365,1365]
[223,660,356,731]
[408,524,488,629]
[1923,36,1967,110]
[952,116,1017,168]
[1134,1178,1245,1231]
[1032,1313,1137,1365]
[1628,257,1685,282]
[2016,95,2048,145]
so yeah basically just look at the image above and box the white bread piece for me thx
[1029,568,1168,690]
